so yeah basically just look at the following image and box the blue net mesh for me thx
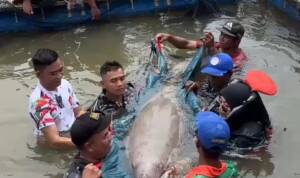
[103,43,209,177]
[102,41,170,177]
[177,47,207,114]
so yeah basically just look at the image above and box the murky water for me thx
[0,1,299,177]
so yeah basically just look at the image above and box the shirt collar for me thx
[37,82,59,97]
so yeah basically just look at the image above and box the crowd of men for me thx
[27,21,274,178]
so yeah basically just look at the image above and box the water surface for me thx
[0,1,299,177]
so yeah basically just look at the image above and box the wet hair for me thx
[32,48,59,71]
[100,61,123,77]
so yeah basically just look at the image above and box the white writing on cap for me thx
[224,22,233,30]
[210,57,220,66]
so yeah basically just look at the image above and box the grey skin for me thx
[128,85,181,178]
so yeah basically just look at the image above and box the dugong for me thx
[128,85,184,178]
[127,45,204,178]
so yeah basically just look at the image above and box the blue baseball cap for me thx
[195,111,230,153]
[201,53,233,77]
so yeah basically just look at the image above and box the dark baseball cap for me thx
[217,21,245,38]
[71,112,111,148]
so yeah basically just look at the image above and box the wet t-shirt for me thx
[215,43,247,69]
[195,41,247,69]
[185,161,238,178]
[28,79,79,135]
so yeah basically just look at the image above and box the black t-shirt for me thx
[88,83,137,119]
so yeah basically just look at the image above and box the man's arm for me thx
[155,33,202,50]
[22,0,33,15]
[160,158,194,178]
[84,0,101,20]
[42,125,76,150]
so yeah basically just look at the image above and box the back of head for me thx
[100,61,123,77]
[220,82,270,130]
[195,111,230,155]
[32,48,58,71]
[220,82,251,109]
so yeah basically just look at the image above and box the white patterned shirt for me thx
[28,79,79,135]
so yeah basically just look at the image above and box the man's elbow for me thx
[46,137,61,148]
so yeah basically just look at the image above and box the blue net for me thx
[177,47,207,114]
[101,41,169,177]
[103,43,210,177]
[112,40,169,141]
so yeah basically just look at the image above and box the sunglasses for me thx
[55,95,64,108]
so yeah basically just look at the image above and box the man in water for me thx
[162,111,238,178]
[156,21,246,69]
[28,48,84,150]
[88,61,137,118]
[66,112,131,178]
[187,52,234,110]
[216,81,272,149]
[88,61,140,140]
